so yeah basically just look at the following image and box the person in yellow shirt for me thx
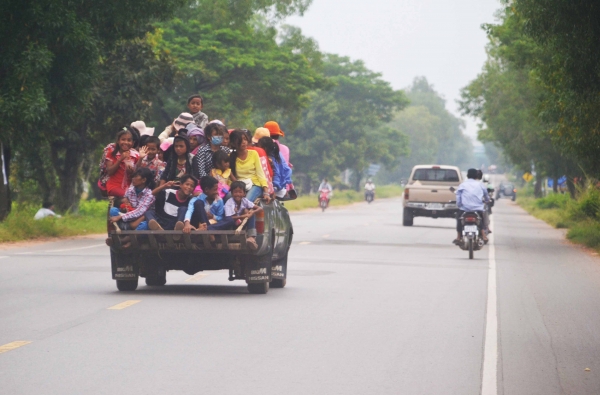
[229,130,271,203]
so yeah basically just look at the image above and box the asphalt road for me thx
[1,195,600,394]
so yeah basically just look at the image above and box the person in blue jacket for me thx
[181,176,233,233]
[257,136,292,198]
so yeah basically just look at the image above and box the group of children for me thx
[100,94,294,249]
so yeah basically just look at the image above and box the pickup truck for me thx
[107,199,293,294]
[402,165,463,226]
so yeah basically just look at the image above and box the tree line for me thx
[460,0,600,197]
[0,0,417,219]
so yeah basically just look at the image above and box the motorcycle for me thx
[457,211,485,259]
[365,190,374,204]
[319,189,331,212]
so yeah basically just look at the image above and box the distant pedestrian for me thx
[34,202,61,220]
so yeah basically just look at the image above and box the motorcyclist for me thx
[453,168,490,245]
[476,170,492,234]
[318,178,333,203]
[364,179,375,200]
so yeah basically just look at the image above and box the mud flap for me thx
[111,248,139,281]
[246,250,272,284]
[271,254,287,281]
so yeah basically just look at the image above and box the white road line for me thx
[0,256,8,260]
[46,244,105,253]
[481,215,498,395]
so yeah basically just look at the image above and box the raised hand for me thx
[138,146,148,159]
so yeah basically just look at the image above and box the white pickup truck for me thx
[402,165,463,226]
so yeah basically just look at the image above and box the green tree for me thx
[0,0,187,212]
[459,5,578,196]
[379,77,473,183]
[285,54,409,191]
[150,19,325,127]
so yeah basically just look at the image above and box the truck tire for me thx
[116,278,138,291]
[403,208,414,226]
[145,267,167,286]
[248,282,269,294]
[145,275,166,286]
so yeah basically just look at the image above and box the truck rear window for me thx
[413,169,460,182]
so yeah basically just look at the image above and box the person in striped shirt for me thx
[109,167,156,231]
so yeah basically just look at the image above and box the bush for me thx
[568,186,600,220]
[534,193,570,210]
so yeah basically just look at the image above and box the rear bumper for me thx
[404,206,458,218]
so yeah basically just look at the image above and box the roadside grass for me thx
[0,200,107,243]
[0,185,404,243]
[283,184,403,211]
[515,182,600,251]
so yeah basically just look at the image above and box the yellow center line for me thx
[0,341,32,355]
[299,241,311,245]
[107,300,141,310]
[185,273,210,282]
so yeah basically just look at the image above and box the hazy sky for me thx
[286,0,501,140]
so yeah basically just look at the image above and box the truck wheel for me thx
[116,278,138,292]
[248,282,269,294]
[271,278,286,288]
[145,276,166,286]
[145,268,167,286]
[403,208,414,226]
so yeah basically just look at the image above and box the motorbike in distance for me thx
[365,190,374,204]
[319,189,331,212]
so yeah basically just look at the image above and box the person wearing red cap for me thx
[264,121,290,166]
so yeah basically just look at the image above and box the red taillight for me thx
[255,210,265,234]
[404,188,409,200]
[465,217,477,223]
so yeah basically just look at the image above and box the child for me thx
[119,197,134,213]
[105,128,140,197]
[147,175,198,230]
[109,167,156,231]
[211,150,236,198]
[257,136,292,198]
[187,94,208,128]
[182,176,231,233]
[187,126,205,156]
[223,181,263,250]
[137,136,166,185]
[160,135,193,185]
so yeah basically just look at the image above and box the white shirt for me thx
[364,183,375,191]
[34,208,61,220]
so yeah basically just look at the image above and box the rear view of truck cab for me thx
[402,165,463,226]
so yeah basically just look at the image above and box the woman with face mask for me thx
[192,123,231,179]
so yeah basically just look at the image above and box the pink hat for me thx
[130,120,155,136]
[160,140,172,151]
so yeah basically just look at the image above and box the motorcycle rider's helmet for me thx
[483,174,490,183]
